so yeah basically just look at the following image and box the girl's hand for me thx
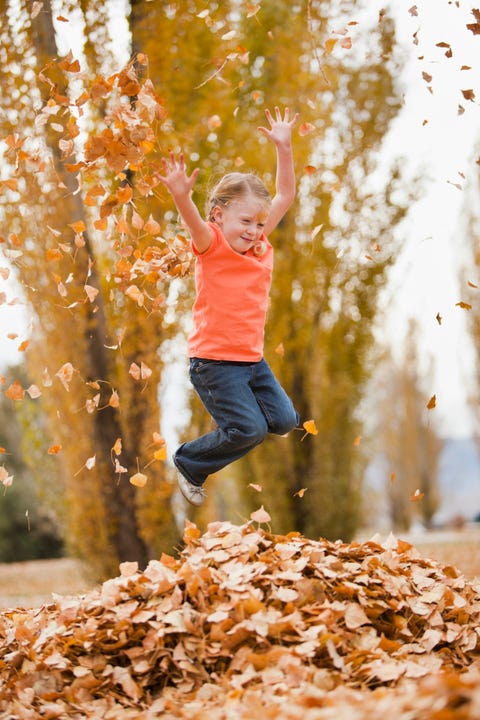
[257,106,299,148]
[157,152,200,199]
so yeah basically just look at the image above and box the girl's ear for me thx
[211,205,223,224]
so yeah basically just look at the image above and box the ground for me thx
[0,526,478,610]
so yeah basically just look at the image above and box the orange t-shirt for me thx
[187,222,273,361]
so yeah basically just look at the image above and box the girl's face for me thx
[212,194,269,254]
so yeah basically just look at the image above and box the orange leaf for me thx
[325,37,338,55]
[294,488,308,498]
[298,122,315,137]
[109,390,120,408]
[46,248,63,262]
[303,419,318,435]
[426,395,436,410]
[68,220,86,234]
[5,381,24,400]
[48,444,62,455]
[410,488,425,502]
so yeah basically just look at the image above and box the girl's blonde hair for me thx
[206,172,271,221]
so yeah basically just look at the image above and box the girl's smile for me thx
[212,194,269,254]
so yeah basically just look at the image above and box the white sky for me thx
[1,0,479,438]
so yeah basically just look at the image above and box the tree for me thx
[373,321,442,532]
[0,0,179,578]
[0,365,63,562]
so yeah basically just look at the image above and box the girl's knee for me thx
[270,410,300,436]
[234,416,268,446]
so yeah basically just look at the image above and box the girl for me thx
[159,107,300,506]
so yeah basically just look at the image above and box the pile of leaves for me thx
[0,517,479,719]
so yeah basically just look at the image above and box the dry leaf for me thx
[250,506,271,523]
[130,472,147,487]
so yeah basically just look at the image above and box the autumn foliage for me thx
[0,518,479,717]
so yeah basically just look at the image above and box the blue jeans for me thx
[173,358,299,486]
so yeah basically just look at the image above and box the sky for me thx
[0,0,479,440]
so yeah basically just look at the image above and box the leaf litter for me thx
[0,518,479,718]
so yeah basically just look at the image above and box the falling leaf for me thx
[125,285,144,307]
[408,5,418,15]
[84,284,99,302]
[426,395,436,410]
[5,381,24,401]
[410,488,425,502]
[390,471,396,484]
[324,37,338,55]
[298,122,315,136]
[275,342,285,357]
[461,89,475,102]
[153,447,167,462]
[112,438,122,455]
[26,384,41,399]
[353,435,362,447]
[467,281,478,289]
[294,488,308,498]
[85,455,96,470]
[436,312,442,325]
[248,483,263,492]
[246,3,260,17]
[55,362,75,391]
[207,114,222,130]
[303,419,318,436]
[109,390,120,408]
[0,467,13,487]
[250,506,271,523]
[130,472,147,487]
[456,301,472,310]
[48,444,62,455]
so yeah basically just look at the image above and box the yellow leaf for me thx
[303,419,318,435]
[68,220,86,234]
[154,447,167,461]
[426,395,436,410]
[112,438,122,456]
[325,37,338,55]
[275,342,285,357]
[130,472,147,487]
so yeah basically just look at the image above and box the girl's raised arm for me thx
[257,107,299,236]
[157,153,213,254]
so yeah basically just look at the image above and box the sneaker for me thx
[177,471,207,507]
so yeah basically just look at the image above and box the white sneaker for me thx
[177,471,207,507]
